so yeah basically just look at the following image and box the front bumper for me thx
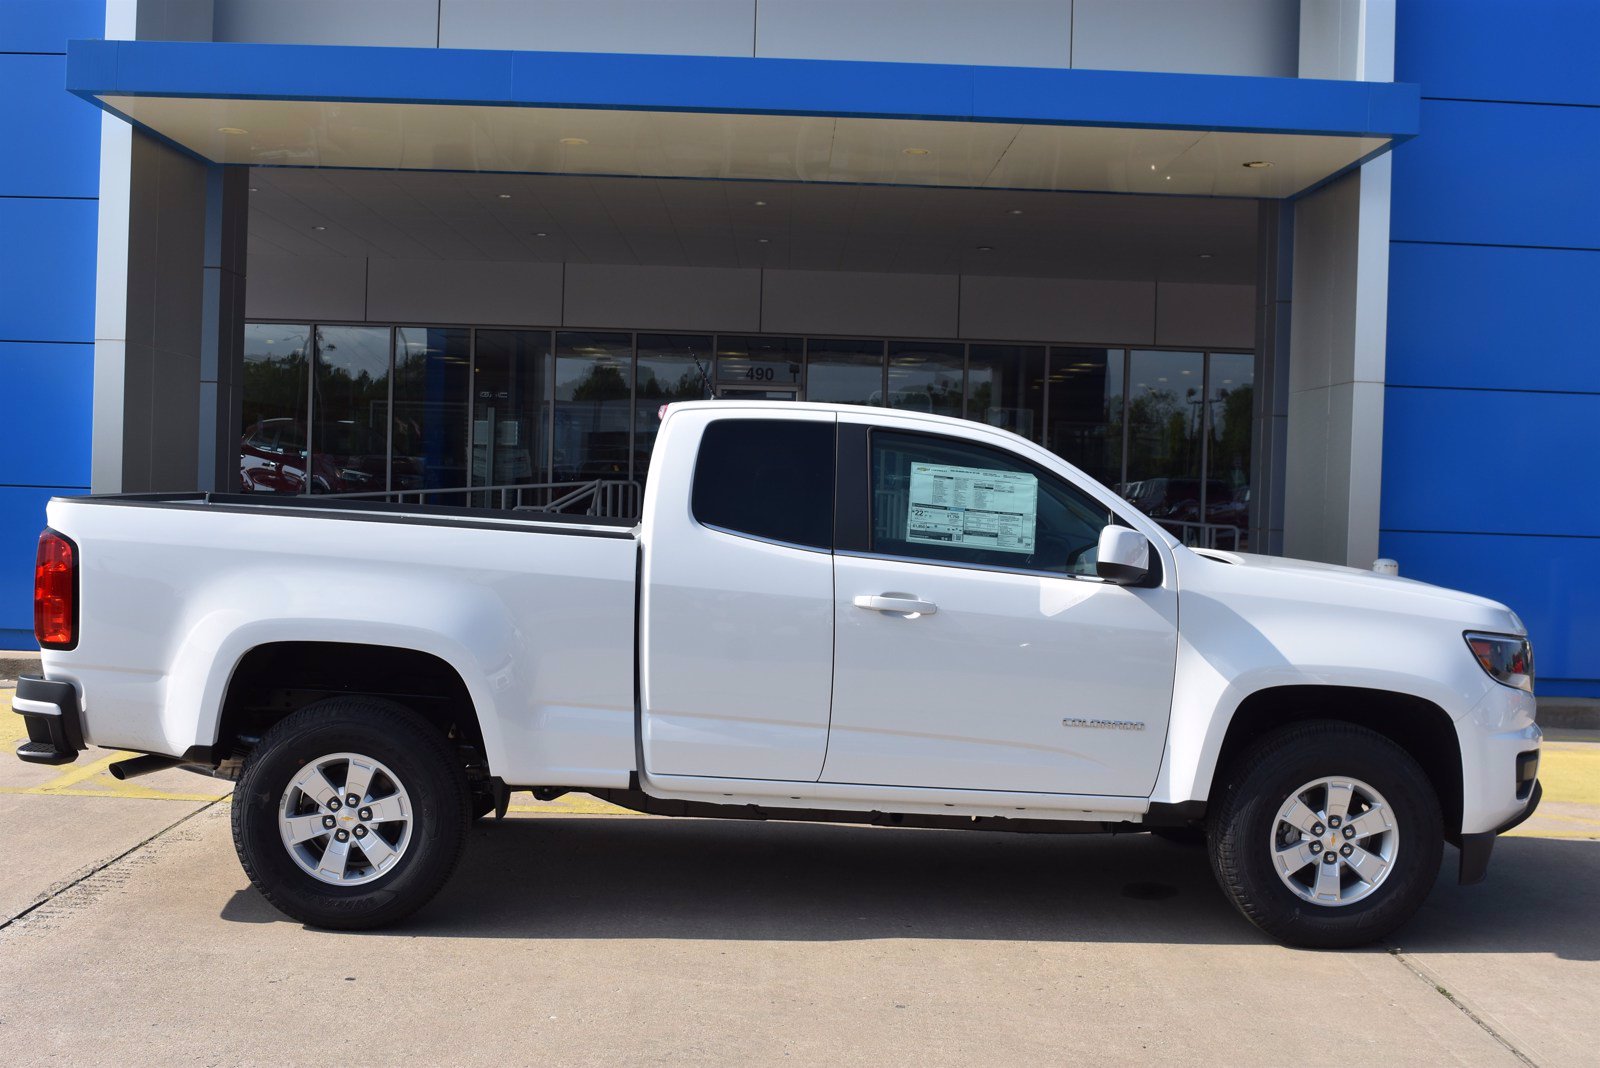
[1458,779,1541,884]
[12,674,83,765]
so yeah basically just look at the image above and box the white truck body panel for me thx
[34,401,1537,838]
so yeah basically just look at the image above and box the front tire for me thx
[231,696,470,929]
[1208,720,1443,949]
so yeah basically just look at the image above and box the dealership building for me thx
[2,1,1595,695]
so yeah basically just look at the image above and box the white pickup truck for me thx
[17,402,1540,947]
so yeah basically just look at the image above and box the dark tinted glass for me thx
[240,324,310,494]
[312,326,391,495]
[692,420,835,550]
[966,344,1044,443]
[472,329,551,493]
[393,327,471,492]
[1047,347,1125,488]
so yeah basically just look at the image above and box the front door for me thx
[821,421,1179,797]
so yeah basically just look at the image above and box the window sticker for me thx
[905,462,1038,555]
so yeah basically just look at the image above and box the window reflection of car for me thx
[1122,477,1241,526]
[240,419,412,494]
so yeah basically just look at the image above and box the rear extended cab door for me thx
[638,406,838,781]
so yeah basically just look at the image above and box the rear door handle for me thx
[853,594,938,616]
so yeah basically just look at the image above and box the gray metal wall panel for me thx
[1154,282,1254,348]
[1072,0,1300,77]
[440,0,757,56]
[756,0,1071,67]
[245,254,367,321]
[761,269,958,337]
[368,258,564,325]
[957,275,1154,344]
[564,264,760,331]
[212,0,440,47]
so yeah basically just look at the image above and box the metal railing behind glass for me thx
[1158,521,1244,551]
[323,479,642,519]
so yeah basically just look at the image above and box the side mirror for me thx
[1096,526,1151,585]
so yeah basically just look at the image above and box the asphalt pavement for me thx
[2,687,1596,1067]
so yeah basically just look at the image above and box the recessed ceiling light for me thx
[533,231,548,237]
[1005,209,1024,216]
[497,193,512,199]
[1243,160,1274,169]
[1150,164,1157,171]
[248,187,258,193]
[756,238,770,244]
[1199,252,1213,260]
[311,225,327,231]
[902,147,931,157]
[217,126,249,135]
[976,245,994,252]
[753,200,768,206]
[1164,175,1172,181]
[559,137,589,146]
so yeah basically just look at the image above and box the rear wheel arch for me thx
[1206,685,1464,840]
[214,641,488,774]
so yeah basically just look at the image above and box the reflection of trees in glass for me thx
[1128,386,1200,480]
[242,348,308,429]
[1212,383,1254,488]
[570,363,629,401]
[638,367,705,401]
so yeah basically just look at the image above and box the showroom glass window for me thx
[966,344,1044,443]
[636,334,712,479]
[393,327,471,494]
[472,330,551,497]
[554,331,633,483]
[717,335,803,392]
[1047,347,1125,489]
[240,324,311,494]
[1206,352,1255,545]
[868,430,1111,576]
[311,326,391,495]
[887,341,964,418]
[806,338,885,405]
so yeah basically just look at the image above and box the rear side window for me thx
[691,419,835,550]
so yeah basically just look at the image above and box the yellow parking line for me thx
[33,752,124,792]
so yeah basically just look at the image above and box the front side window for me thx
[869,431,1111,576]
[691,419,835,550]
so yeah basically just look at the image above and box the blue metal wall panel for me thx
[1382,386,1600,537]
[1390,98,1600,250]
[1396,0,1600,108]
[1379,530,1600,693]
[1389,0,1600,694]
[0,0,103,53]
[0,197,98,343]
[0,1,102,647]
[0,54,101,197]
[0,341,93,487]
[1387,242,1600,394]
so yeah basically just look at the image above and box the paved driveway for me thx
[3,691,1595,1066]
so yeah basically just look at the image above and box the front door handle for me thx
[853,594,938,616]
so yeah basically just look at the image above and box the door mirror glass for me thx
[1096,526,1150,585]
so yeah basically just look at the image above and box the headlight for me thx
[337,468,374,483]
[1464,632,1534,692]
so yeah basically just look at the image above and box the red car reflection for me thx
[239,419,421,494]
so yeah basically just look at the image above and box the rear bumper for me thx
[12,674,83,765]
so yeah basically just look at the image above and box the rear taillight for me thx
[34,530,77,649]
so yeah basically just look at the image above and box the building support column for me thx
[1282,158,1391,568]
[1251,201,1292,556]
[200,165,248,493]
[91,129,246,494]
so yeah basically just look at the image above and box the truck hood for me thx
[1188,548,1524,631]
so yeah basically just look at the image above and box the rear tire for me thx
[231,696,470,930]
[1208,720,1443,949]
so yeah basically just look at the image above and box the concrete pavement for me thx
[2,688,1596,1066]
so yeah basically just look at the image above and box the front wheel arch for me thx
[1206,685,1463,841]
